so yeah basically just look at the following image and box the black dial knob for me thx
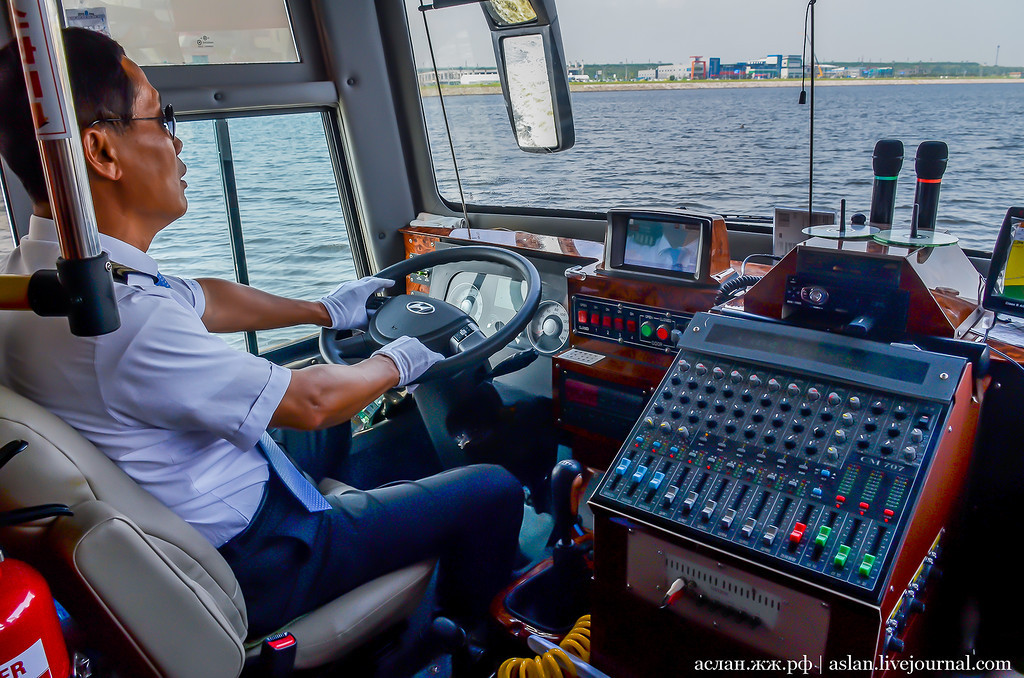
[763,433,777,445]
[819,408,834,422]
[771,416,785,429]
[792,421,805,433]
[733,408,746,419]
[760,396,773,408]
[654,404,665,415]
[744,426,757,440]
[778,398,792,412]
[662,389,674,400]
[741,389,754,403]
[800,404,812,417]
[805,444,818,456]
[670,376,682,386]
[752,410,765,423]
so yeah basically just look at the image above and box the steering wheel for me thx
[319,245,542,383]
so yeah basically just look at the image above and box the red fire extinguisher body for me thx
[0,557,70,678]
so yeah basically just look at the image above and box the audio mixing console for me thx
[591,312,966,603]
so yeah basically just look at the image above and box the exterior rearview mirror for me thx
[422,0,575,152]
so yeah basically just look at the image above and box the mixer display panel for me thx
[591,313,966,602]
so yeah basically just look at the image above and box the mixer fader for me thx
[592,312,966,601]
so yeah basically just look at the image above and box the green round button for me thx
[640,322,654,338]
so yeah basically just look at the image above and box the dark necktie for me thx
[257,431,331,512]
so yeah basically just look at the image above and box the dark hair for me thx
[0,27,133,204]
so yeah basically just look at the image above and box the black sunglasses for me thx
[89,103,176,138]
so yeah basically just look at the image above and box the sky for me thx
[412,0,1024,69]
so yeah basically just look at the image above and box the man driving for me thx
[0,28,523,636]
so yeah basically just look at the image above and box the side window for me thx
[148,110,356,354]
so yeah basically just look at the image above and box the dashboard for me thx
[443,269,570,356]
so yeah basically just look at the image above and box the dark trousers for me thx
[218,454,524,638]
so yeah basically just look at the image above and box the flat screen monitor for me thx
[604,208,713,284]
[983,207,1024,318]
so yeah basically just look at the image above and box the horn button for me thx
[369,294,475,351]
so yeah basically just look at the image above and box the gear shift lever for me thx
[551,459,583,548]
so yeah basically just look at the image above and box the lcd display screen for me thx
[705,325,930,385]
[622,218,702,274]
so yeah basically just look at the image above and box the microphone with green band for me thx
[869,139,904,228]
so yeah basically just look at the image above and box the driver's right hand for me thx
[372,336,445,388]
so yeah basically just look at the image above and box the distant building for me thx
[567,61,591,82]
[418,67,495,87]
[638,67,657,81]
[747,55,782,79]
[459,72,500,85]
[863,67,893,78]
[656,64,688,80]
[780,55,802,78]
[709,57,721,78]
[824,66,861,78]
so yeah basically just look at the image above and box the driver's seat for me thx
[0,383,435,677]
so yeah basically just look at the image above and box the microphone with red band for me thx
[869,139,904,228]
[913,141,948,232]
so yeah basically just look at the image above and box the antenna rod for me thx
[808,0,815,218]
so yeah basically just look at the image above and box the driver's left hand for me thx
[320,276,396,331]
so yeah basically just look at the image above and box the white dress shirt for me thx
[0,216,291,546]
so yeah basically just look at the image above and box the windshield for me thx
[408,0,1024,250]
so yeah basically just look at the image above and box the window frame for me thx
[172,105,365,357]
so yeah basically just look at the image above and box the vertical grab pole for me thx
[3,0,119,335]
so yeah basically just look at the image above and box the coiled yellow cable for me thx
[498,615,591,678]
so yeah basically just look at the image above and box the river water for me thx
[425,82,1024,251]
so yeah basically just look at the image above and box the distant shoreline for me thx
[423,77,1024,97]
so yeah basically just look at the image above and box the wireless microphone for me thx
[869,139,904,228]
[913,141,948,232]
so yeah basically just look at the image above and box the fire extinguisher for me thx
[0,439,73,678]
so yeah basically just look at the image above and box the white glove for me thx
[319,276,395,331]
[372,336,445,388]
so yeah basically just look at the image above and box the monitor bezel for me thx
[604,208,714,285]
[983,207,1024,318]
